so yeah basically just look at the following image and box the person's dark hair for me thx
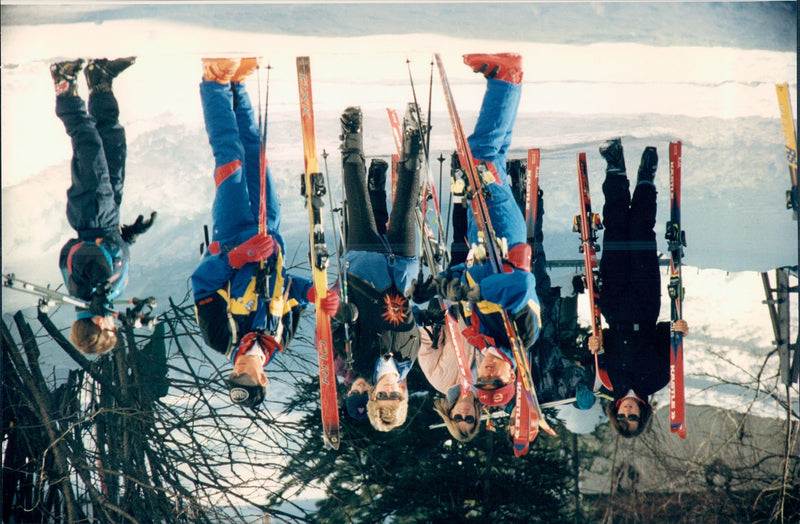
[70,318,117,355]
[433,396,481,442]
[605,398,652,438]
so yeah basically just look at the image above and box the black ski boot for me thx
[50,59,84,97]
[400,103,423,172]
[85,57,136,93]
[340,106,363,157]
[599,137,626,176]
[368,158,388,192]
[637,146,658,185]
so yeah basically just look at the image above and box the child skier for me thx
[51,57,156,355]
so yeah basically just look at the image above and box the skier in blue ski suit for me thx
[432,53,542,408]
[51,57,156,355]
[191,58,337,409]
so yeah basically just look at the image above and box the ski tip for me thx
[513,443,529,457]
[671,424,687,439]
[323,431,340,450]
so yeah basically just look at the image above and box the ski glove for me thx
[88,282,111,316]
[307,285,341,317]
[434,275,481,303]
[228,234,275,269]
[121,211,157,244]
[410,274,437,304]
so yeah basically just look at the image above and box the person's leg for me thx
[200,79,257,242]
[385,128,422,257]
[85,57,135,208]
[531,189,554,310]
[231,80,281,236]
[467,78,522,184]
[54,67,119,238]
[341,107,383,251]
[628,148,661,324]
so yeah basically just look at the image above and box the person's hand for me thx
[120,211,157,244]
[307,285,340,317]
[228,234,274,269]
[672,319,689,336]
[434,276,481,302]
[587,335,601,354]
[410,275,437,304]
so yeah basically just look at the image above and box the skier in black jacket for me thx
[588,138,688,438]
[51,57,156,355]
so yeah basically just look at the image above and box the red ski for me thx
[574,153,613,392]
[435,53,554,447]
[296,56,340,450]
[666,141,687,439]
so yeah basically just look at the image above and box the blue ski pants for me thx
[200,80,282,250]
[465,78,526,249]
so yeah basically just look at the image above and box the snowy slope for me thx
[1,4,797,430]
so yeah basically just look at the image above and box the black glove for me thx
[121,211,157,244]
[416,303,445,327]
[434,275,481,302]
[88,285,110,316]
[410,275,437,304]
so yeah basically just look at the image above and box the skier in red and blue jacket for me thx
[51,57,156,355]
[191,58,339,409]
[432,53,542,408]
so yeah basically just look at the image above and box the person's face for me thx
[349,377,370,395]
[616,398,641,432]
[231,354,268,387]
[477,352,513,385]
[93,315,117,333]
[451,394,478,433]
[372,373,404,404]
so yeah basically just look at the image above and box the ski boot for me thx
[340,106,363,157]
[231,57,259,83]
[400,104,423,172]
[450,152,467,204]
[202,58,240,84]
[463,53,523,84]
[599,138,626,176]
[85,57,136,93]
[637,146,658,185]
[50,59,84,97]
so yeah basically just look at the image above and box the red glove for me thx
[307,285,340,316]
[228,234,274,269]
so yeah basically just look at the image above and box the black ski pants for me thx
[56,92,125,239]
[599,175,661,325]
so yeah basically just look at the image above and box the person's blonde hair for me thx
[366,394,409,432]
[70,318,117,355]
[433,396,481,442]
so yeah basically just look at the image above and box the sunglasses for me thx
[616,414,640,423]
[473,377,506,390]
[375,391,403,401]
[452,414,476,424]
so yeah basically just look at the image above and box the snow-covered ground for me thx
[2,3,797,437]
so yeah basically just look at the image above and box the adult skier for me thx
[51,57,156,355]
[334,105,424,431]
[191,58,339,409]
[432,53,541,409]
[588,138,689,437]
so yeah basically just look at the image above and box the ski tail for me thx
[667,141,687,439]
[575,153,613,392]
[296,56,340,450]
[775,83,798,218]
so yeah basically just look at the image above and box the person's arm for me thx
[195,291,233,355]
[475,268,537,314]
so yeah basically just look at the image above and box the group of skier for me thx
[48,52,688,440]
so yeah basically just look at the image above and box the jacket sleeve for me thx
[195,291,233,355]
[477,268,538,314]
[191,253,236,300]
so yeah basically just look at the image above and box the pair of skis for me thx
[434,54,555,456]
[574,143,686,438]
[296,56,340,450]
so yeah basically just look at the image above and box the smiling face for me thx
[231,354,268,387]
[349,377,370,395]
[476,352,514,385]
[450,394,479,433]
[616,397,642,432]
[372,373,404,403]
